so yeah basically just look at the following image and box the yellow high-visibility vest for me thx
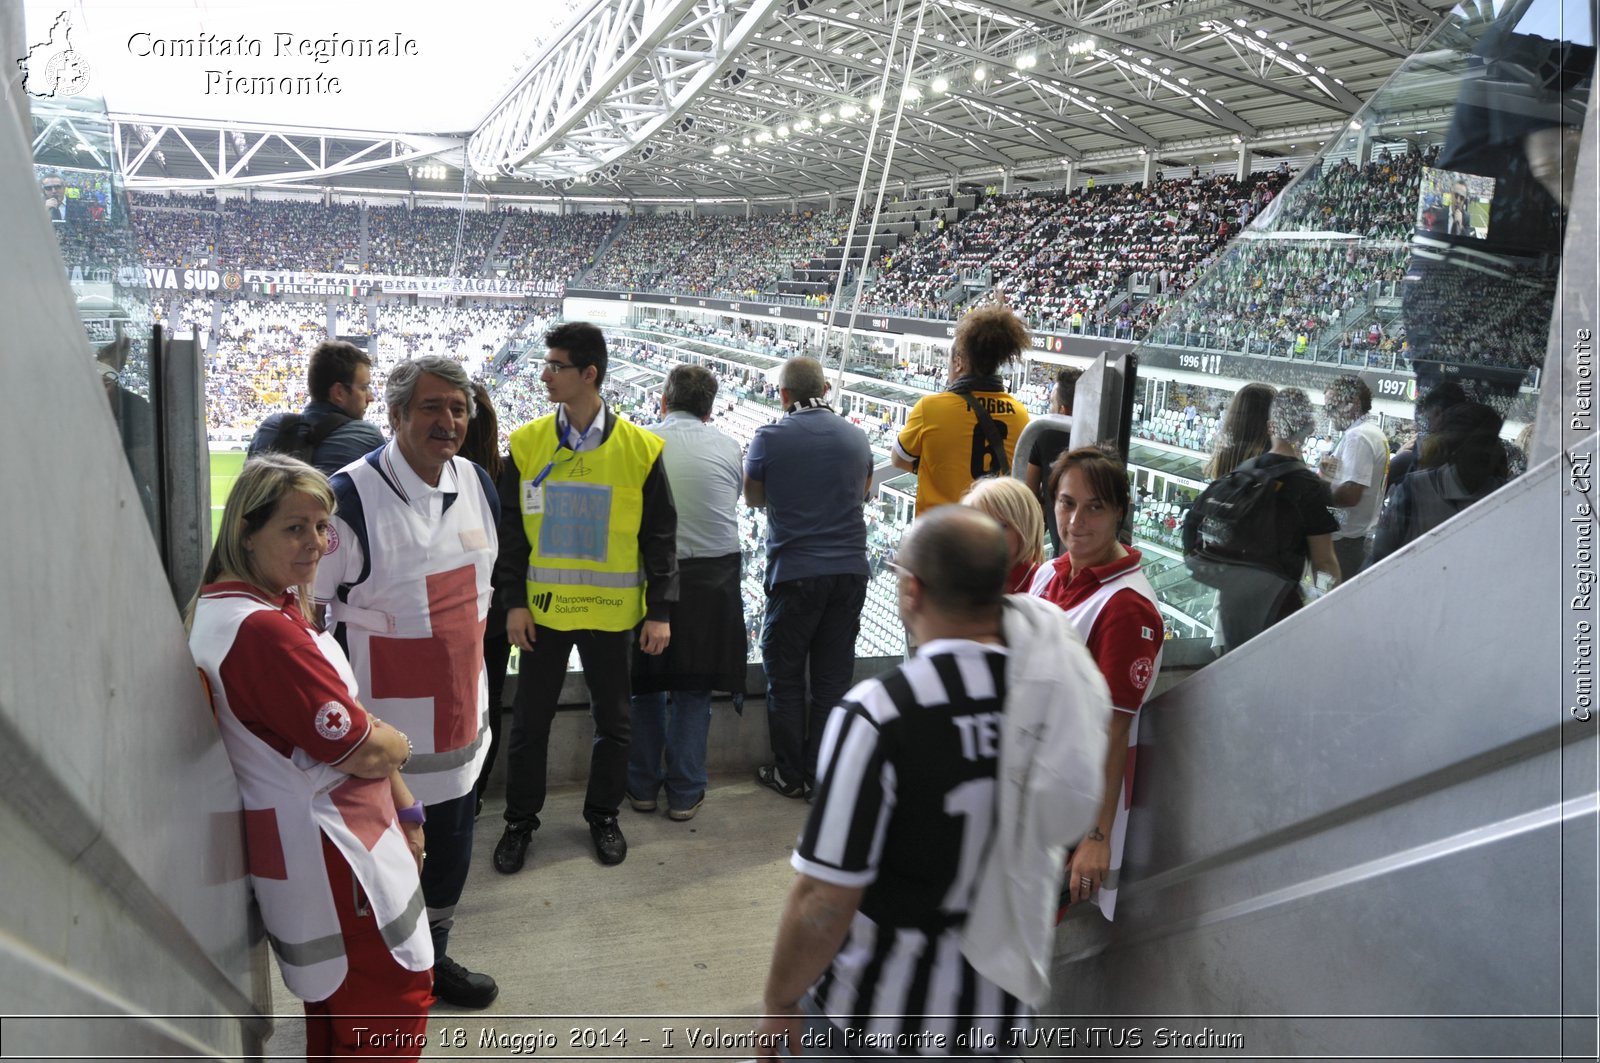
[509,413,664,632]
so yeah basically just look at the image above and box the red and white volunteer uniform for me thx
[189,582,432,1037]
[314,444,497,807]
[1031,548,1163,919]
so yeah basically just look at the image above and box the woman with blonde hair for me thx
[961,476,1046,593]
[1205,382,1275,480]
[187,454,433,1059]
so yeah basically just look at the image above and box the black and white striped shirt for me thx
[793,639,1028,1056]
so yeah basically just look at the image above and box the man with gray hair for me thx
[314,355,502,1008]
[627,364,747,821]
[744,355,873,799]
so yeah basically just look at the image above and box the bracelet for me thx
[399,731,414,771]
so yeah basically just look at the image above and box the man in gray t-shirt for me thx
[743,356,873,798]
[628,366,747,821]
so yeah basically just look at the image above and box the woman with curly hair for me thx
[891,303,1031,514]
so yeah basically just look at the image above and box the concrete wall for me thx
[1049,454,1596,1055]
[0,15,263,1058]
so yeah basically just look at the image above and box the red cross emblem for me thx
[369,565,487,753]
[314,701,352,740]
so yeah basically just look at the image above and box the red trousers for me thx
[304,834,433,1060]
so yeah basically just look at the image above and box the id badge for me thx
[522,480,545,515]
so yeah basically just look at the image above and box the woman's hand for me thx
[1066,831,1110,905]
[401,821,425,874]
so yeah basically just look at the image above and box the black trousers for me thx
[473,604,511,803]
[503,625,633,829]
[421,789,477,957]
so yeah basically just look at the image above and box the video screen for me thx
[35,165,114,226]
[1415,167,1494,241]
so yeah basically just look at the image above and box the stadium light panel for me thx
[932,76,949,92]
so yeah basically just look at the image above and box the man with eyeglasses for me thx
[492,321,678,871]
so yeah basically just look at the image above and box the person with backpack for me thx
[890,304,1031,515]
[1183,387,1341,654]
[1369,401,1509,565]
[248,340,385,476]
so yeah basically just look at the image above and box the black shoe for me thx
[590,817,627,865]
[493,823,532,875]
[433,954,499,1009]
[756,763,806,799]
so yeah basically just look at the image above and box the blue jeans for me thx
[760,573,868,789]
[627,689,712,811]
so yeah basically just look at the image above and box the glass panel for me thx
[33,83,161,540]
[1125,0,1592,655]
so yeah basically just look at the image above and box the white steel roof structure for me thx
[78,0,1460,202]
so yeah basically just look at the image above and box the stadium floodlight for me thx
[867,96,882,111]
[796,118,812,130]
[902,84,922,100]
[819,112,833,124]
[777,125,790,137]
[1017,54,1037,70]
[755,130,772,142]
[742,135,753,145]
[972,65,988,82]
[713,143,731,154]
[931,76,949,93]
[840,103,859,118]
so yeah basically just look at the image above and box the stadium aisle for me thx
[261,774,809,1059]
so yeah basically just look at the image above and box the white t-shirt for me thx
[1331,415,1389,540]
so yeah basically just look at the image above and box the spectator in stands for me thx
[1370,401,1509,565]
[1386,381,1467,491]
[1195,388,1342,655]
[248,340,385,477]
[962,477,1047,593]
[493,323,678,872]
[1030,447,1164,921]
[627,365,747,822]
[755,506,1110,1056]
[187,455,432,1057]
[313,357,501,1010]
[461,384,511,817]
[1320,375,1389,578]
[892,304,1032,515]
[744,356,873,800]
[1205,383,1275,480]
[1025,366,1081,555]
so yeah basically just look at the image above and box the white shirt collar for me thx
[383,440,457,507]
[557,404,609,450]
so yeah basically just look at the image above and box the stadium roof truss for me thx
[102,0,1457,202]
[112,116,463,191]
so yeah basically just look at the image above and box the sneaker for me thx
[492,823,532,875]
[626,792,658,813]
[756,763,806,799]
[667,798,704,822]
[433,954,499,1009]
[589,817,628,865]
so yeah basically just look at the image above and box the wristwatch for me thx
[397,799,426,826]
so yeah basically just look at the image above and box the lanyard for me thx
[530,427,583,489]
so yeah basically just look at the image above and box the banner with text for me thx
[134,264,564,300]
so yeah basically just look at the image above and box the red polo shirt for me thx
[1032,550,1163,712]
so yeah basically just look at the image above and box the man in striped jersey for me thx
[758,506,1110,1058]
